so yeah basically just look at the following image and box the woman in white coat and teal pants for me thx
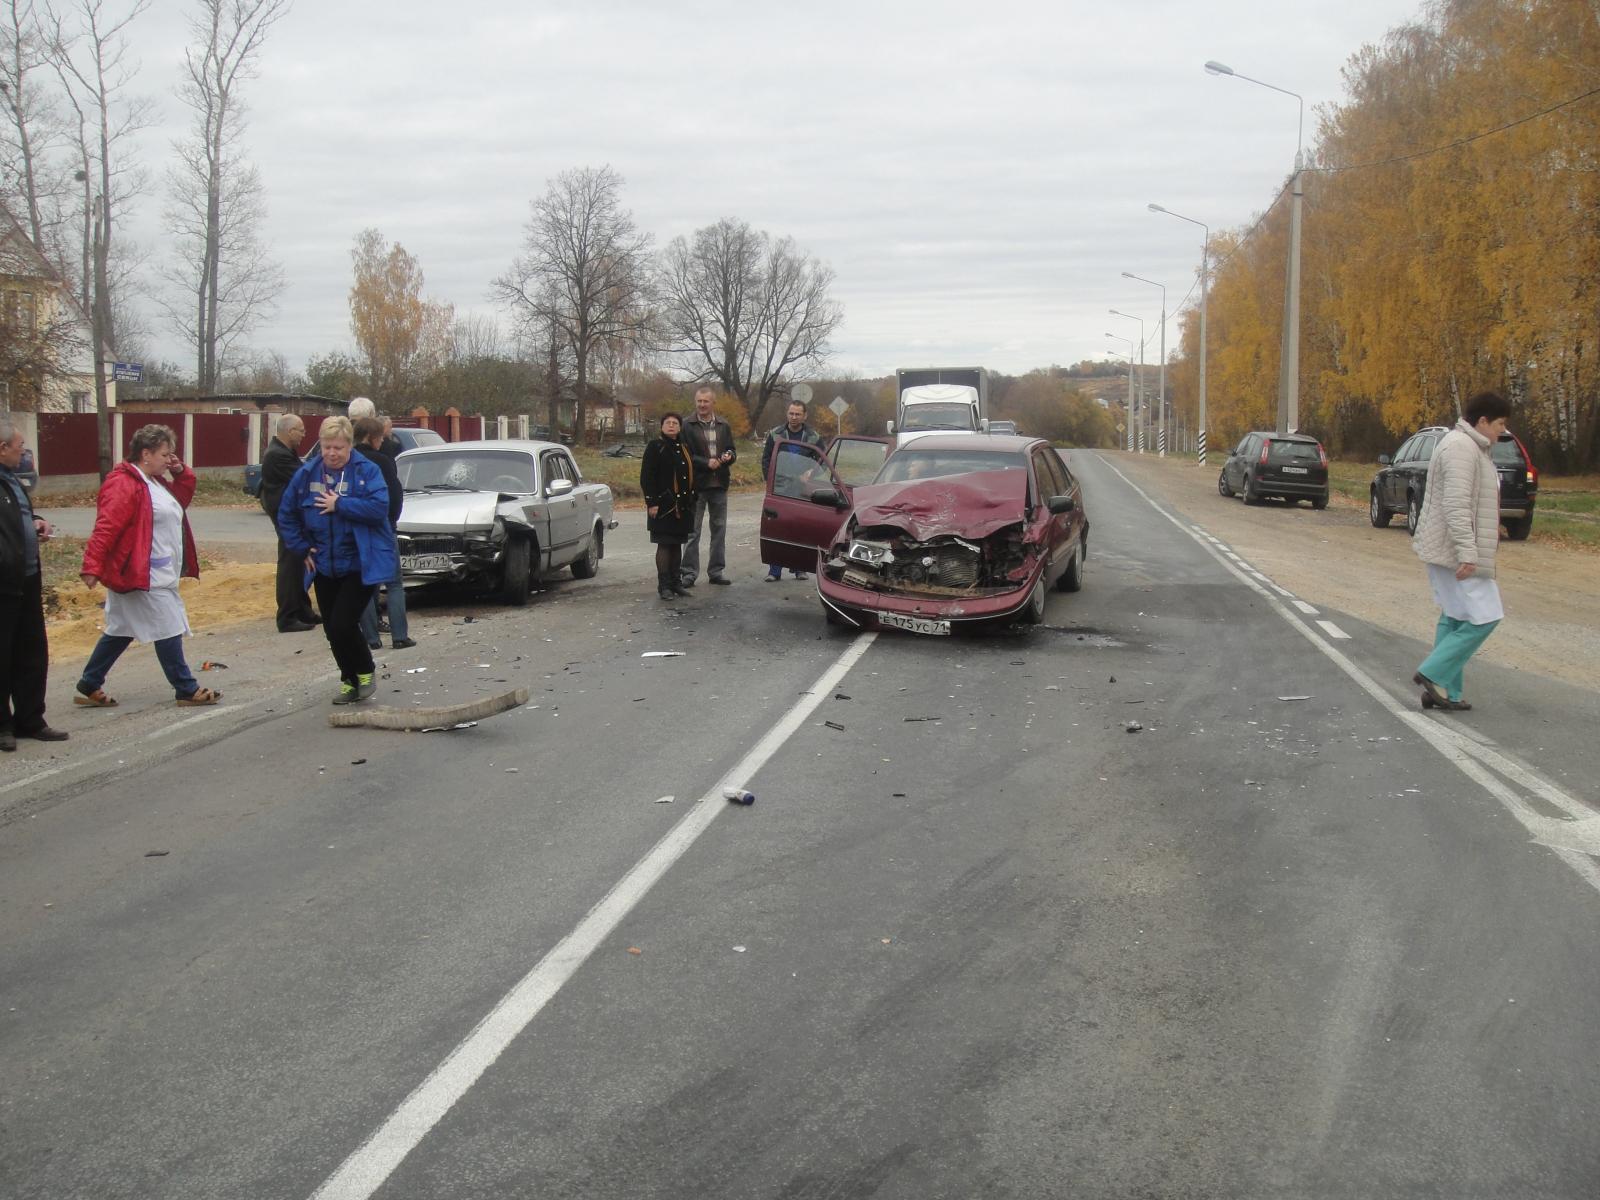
[1409,390,1511,712]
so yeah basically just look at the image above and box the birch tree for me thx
[161,0,288,391]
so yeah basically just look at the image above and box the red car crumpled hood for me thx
[847,469,1030,542]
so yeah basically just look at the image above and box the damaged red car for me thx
[759,434,1088,635]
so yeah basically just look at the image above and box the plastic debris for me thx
[1278,695,1311,702]
[144,850,169,858]
[656,795,675,804]
[505,767,519,773]
[835,693,851,700]
[404,667,427,674]
[200,660,228,671]
[733,945,747,953]
[1126,721,1144,733]
[420,721,479,733]
[903,716,941,723]
[351,758,367,765]
[641,651,685,658]
[823,720,846,731]
[627,947,642,955]
[723,788,755,806]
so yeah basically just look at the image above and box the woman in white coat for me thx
[1409,390,1511,712]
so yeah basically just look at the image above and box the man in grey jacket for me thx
[760,400,822,581]
[679,384,737,586]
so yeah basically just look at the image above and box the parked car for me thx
[1217,431,1329,508]
[244,425,446,497]
[1369,425,1538,539]
[395,439,617,605]
[760,433,1088,634]
[16,447,37,494]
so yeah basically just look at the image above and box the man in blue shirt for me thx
[0,418,68,751]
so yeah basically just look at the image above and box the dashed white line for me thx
[1292,600,1319,615]
[1316,620,1351,640]
[307,633,880,1200]
[1100,454,1600,896]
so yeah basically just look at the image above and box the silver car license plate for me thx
[401,553,454,572]
[880,612,951,636]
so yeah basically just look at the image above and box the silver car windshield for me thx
[398,450,536,493]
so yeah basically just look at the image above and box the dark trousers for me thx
[0,572,48,733]
[274,526,317,629]
[313,573,377,683]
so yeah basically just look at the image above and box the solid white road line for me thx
[308,633,880,1200]
[1096,455,1600,897]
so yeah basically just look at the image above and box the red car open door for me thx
[760,441,854,571]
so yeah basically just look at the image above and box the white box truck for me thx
[890,367,991,438]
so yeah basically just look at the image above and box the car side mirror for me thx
[1377,453,1391,466]
[546,477,575,497]
[810,488,847,509]
[1047,494,1076,515]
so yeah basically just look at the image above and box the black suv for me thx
[1218,431,1329,508]
[1369,426,1538,539]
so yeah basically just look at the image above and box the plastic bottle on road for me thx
[723,788,755,806]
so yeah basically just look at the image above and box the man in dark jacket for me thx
[679,384,737,586]
[261,414,319,632]
[760,400,823,581]
[0,417,68,751]
[353,416,413,649]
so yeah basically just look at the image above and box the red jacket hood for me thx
[847,468,1030,542]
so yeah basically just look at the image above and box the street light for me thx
[1110,308,1145,452]
[1206,58,1304,435]
[1106,334,1136,451]
[1123,272,1167,456]
[1148,202,1210,464]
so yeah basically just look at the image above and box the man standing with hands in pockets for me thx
[679,384,737,587]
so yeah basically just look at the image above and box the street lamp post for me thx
[1149,203,1210,464]
[1122,272,1167,456]
[1206,59,1303,435]
[1110,309,1145,452]
[1105,338,1134,450]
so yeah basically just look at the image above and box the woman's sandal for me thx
[73,687,117,708]
[176,687,222,706]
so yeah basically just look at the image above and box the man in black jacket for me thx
[760,400,823,581]
[0,417,68,751]
[679,384,737,586]
[353,416,414,649]
[260,414,319,632]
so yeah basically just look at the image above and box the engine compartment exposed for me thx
[826,522,1036,596]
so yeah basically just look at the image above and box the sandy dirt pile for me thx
[46,563,277,663]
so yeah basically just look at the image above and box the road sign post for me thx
[828,395,849,437]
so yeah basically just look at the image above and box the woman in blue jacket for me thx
[277,416,396,703]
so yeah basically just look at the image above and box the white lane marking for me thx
[1095,455,1600,895]
[1316,620,1351,640]
[308,633,880,1200]
[1292,600,1319,615]
[1270,583,1296,598]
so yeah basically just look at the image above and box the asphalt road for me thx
[4,454,1599,1199]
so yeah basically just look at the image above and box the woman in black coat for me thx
[639,412,695,600]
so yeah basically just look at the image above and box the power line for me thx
[1310,84,1600,173]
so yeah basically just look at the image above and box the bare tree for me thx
[162,0,287,392]
[656,216,842,428]
[0,0,68,257]
[46,0,152,476]
[493,165,653,443]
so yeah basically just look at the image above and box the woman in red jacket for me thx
[74,425,220,708]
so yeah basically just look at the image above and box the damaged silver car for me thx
[395,440,617,606]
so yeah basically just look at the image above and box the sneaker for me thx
[765,572,780,582]
[356,673,376,701]
[332,682,358,705]
[708,576,732,586]
[791,571,809,580]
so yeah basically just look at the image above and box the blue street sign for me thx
[112,361,143,382]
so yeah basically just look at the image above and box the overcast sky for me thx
[119,0,1429,382]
